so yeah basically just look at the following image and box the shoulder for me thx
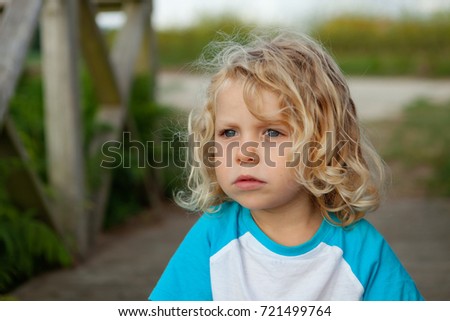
[343,218,385,244]
[324,217,390,282]
[326,217,423,300]
[326,217,388,259]
[195,201,242,231]
[194,201,246,256]
[149,202,244,301]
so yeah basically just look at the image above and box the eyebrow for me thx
[215,119,288,129]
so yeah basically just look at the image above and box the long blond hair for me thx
[176,30,387,227]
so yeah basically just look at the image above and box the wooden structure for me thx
[0,0,158,258]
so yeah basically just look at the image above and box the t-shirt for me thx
[149,201,423,301]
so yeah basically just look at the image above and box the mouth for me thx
[233,175,266,190]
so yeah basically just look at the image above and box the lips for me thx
[233,175,266,190]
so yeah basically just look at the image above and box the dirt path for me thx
[9,75,450,300]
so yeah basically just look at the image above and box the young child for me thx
[149,30,423,301]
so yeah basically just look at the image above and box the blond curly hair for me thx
[176,30,387,227]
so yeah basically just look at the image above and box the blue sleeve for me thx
[149,215,213,301]
[361,231,424,301]
[339,220,424,301]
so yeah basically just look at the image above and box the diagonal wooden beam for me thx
[0,0,42,126]
[80,0,121,106]
[0,117,63,236]
[111,0,151,103]
[79,0,124,148]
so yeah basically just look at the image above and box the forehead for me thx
[215,78,282,121]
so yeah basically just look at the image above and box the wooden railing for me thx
[0,0,158,259]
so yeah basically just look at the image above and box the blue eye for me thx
[222,129,236,137]
[265,129,281,137]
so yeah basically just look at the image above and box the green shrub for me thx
[368,99,450,197]
[0,160,71,294]
[155,13,450,77]
[157,15,253,68]
[2,65,182,290]
[313,14,450,77]
[101,74,188,227]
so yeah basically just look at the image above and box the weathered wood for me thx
[0,0,42,126]
[135,0,158,100]
[41,0,88,258]
[1,0,158,257]
[111,0,151,103]
[79,0,125,152]
[93,0,140,12]
[80,0,121,106]
[0,117,63,235]
[147,0,158,101]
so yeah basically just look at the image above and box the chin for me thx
[234,198,272,211]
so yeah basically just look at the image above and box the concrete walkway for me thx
[10,197,450,300]
[157,73,450,120]
[367,197,450,300]
[12,204,197,301]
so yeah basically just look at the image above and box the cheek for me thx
[266,142,296,168]
[214,166,233,197]
[214,161,229,183]
[270,158,300,188]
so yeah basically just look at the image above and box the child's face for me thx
[214,79,307,213]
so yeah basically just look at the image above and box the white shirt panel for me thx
[210,232,364,300]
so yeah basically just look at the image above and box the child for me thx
[149,30,423,300]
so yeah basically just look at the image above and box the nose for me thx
[236,141,260,166]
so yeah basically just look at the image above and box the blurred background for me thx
[0,0,449,300]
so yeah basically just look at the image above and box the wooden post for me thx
[41,0,88,258]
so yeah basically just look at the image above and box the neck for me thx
[250,195,323,247]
